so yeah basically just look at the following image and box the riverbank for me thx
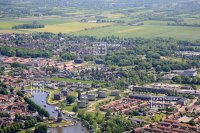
[47,120,71,128]
[30,92,88,133]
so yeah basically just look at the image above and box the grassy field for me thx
[197,85,200,90]
[162,57,184,62]
[1,14,200,40]
[0,18,112,33]
[103,13,125,19]
[22,22,112,33]
[184,18,200,24]
[0,16,73,33]
[46,77,96,84]
[75,21,200,40]
[0,21,23,29]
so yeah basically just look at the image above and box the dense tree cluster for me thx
[0,123,24,133]
[96,19,125,23]
[11,62,26,68]
[101,116,132,133]
[0,115,37,133]
[0,46,52,58]
[60,52,77,60]
[0,67,4,75]
[0,89,8,95]
[24,97,50,117]
[78,111,104,132]
[12,22,44,29]
[172,76,200,85]
[0,112,10,117]
[168,22,200,27]
[35,123,48,133]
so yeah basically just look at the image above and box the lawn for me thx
[46,89,64,105]
[196,85,200,90]
[46,77,95,84]
[163,57,184,62]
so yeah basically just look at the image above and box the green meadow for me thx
[75,21,200,40]
[0,16,113,34]
[1,12,200,41]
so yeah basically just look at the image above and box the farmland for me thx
[75,21,200,40]
[21,22,113,33]
[0,0,200,41]
[0,16,113,33]
[1,17,200,40]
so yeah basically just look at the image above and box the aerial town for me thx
[0,32,199,133]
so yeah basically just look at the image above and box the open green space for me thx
[75,22,200,40]
[22,22,112,33]
[0,0,200,40]
[46,77,96,84]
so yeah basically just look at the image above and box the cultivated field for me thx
[22,22,112,33]
[0,16,113,33]
[1,8,200,41]
[75,21,200,40]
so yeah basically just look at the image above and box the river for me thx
[30,92,88,133]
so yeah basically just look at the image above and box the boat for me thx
[52,111,55,113]
[55,107,58,111]
[69,124,74,126]
[43,104,47,107]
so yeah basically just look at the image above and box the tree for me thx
[129,110,139,116]
[0,129,4,133]
[24,97,49,117]
[35,123,48,133]
[78,91,81,100]
[189,120,195,126]
[105,110,111,117]
[3,127,8,133]
[106,127,112,133]
[0,89,8,95]
[72,105,79,112]
[66,95,75,104]
[60,53,76,60]
[11,62,25,68]
[103,115,132,133]
[12,21,45,29]
[16,91,24,97]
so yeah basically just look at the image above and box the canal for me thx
[30,92,88,133]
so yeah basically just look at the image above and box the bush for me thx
[35,123,48,133]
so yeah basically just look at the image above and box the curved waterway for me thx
[30,92,88,133]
